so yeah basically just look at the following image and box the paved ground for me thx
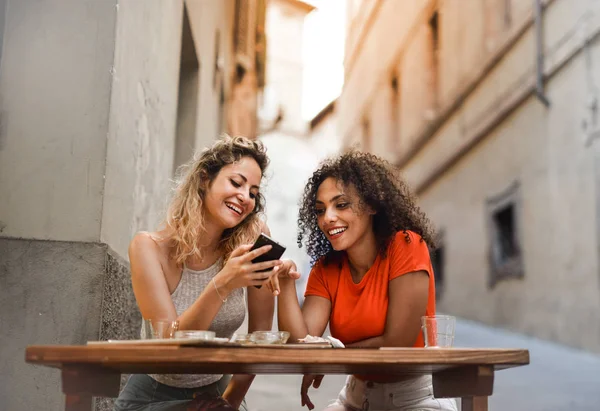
[244,317,600,411]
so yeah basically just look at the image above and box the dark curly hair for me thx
[297,150,436,265]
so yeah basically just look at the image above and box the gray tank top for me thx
[142,257,246,388]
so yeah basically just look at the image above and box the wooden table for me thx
[25,345,529,411]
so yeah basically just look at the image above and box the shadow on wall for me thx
[0,238,141,411]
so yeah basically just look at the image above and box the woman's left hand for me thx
[266,259,301,296]
[300,374,324,410]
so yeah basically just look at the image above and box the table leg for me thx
[433,365,494,411]
[461,396,488,411]
[433,365,494,397]
[61,366,121,411]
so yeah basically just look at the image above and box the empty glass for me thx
[250,331,290,344]
[142,319,179,339]
[421,315,455,348]
[230,334,253,344]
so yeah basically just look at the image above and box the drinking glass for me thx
[421,315,455,348]
[142,319,179,339]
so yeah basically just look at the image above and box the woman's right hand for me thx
[213,244,283,295]
[266,259,301,296]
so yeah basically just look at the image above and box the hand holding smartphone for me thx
[250,233,286,288]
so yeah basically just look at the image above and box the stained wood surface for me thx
[26,346,529,376]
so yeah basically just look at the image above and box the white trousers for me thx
[330,375,458,411]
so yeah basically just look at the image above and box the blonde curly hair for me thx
[165,135,269,266]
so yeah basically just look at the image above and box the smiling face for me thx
[203,156,262,231]
[315,177,375,253]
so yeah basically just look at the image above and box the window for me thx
[389,72,400,155]
[486,181,523,288]
[361,116,371,152]
[493,205,517,261]
[427,10,440,110]
[213,30,226,136]
[390,74,399,94]
[503,0,512,28]
[213,30,222,91]
[431,232,445,301]
[217,83,225,137]
[429,11,439,52]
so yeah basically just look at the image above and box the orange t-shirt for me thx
[304,230,436,348]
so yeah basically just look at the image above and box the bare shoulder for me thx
[129,230,171,263]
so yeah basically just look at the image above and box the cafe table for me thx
[25,342,529,411]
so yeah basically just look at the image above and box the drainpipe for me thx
[534,0,551,106]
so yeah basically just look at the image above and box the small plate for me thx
[87,337,233,347]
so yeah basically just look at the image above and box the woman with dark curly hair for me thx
[273,151,457,411]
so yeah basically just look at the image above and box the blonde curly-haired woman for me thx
[114,135,281,411]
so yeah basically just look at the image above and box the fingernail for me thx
[274,290,279,296]
[273,266,280,272]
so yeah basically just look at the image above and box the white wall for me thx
[100,0,183,258]
[0,0,116,241]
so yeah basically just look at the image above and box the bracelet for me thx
[212,278,228,303]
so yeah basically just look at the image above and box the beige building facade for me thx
[258,0,314,135]
[338,0,600,353]
[308,99,342,160]
[0,1,265,410]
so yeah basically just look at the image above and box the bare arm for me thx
[129,233,281,332]
[346,270,429,348]
[276,272,331,411]
[277,278,331,343]
[129,234,182,322]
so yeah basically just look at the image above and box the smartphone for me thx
[250,233,286,288]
